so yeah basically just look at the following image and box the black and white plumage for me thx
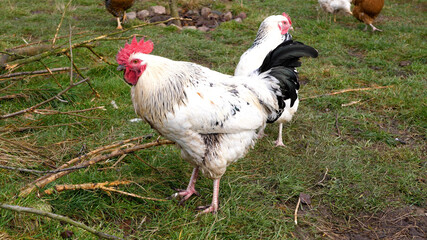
[235,13,301,147]
[235,13,293,77]
[116,37,318,214]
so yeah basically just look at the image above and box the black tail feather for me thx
[260,40,318,123]
[259,40,318,73]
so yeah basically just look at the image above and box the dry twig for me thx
[301,86,393,100]
[0,67,74,81]
[44,180,132,194]
[5,17,184,71]
[0,165,87,175]
[20,138,174,197]
[100,187,167,202]
[33,106,106,119]
[0,122,81,133]
[0,78,90,119]
[294,197,301,225]
[0,203,123,240]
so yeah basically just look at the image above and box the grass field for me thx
[0,0,426,239]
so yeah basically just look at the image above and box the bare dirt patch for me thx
[295,205,427,239]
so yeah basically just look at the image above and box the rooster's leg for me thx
[174,167,200,204]
[257,123,267,139]
[369,24,382,32]
[196,178,220,215]
[116,17,123,30]
[123,12,127,22]
[274,123,286,147]
[333,13,337,22]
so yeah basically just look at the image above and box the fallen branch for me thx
[0,93,27,100]
[0,203,123,240]
[0,67,74,81]
[0,165,87,175]
[5,18,185,71]
[33,106,106,118]
[0,78,90,119]
[0,136,55,162]
[19,139,174,197]
[20,135,153,192]
[301,86,393,100]
[44,180,132,194]
[100,186,168,202]
[0,122,81,133]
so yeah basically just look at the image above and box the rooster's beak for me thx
[290,26,294,31]
[117,65,126,71]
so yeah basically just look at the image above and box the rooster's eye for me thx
[132,60,139,64]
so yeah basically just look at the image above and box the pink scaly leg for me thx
[196,178,220,215]
[172,167,200,204]
[274,123,286,147]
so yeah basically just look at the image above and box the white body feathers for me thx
[130,53,282,179]
[318,0,352,15]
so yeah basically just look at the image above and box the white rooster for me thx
[235,13,293,77]
[116,37,318,214]
[235,12,296,147]
[318,0,353,22]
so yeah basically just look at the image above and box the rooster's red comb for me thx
[282,12,292,25]
[116,37,154,65]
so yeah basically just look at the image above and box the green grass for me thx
[1,0,426,239]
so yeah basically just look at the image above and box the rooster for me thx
[235,13,294,146]
[235,13,293,77]
[318,0,353,22]
[352,0,384,31]
[105,0,135,29]
[116,37,318,214]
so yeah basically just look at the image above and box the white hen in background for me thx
[318,0,352,22]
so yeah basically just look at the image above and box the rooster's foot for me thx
[171,188,199,205]
[274,140,286,147]
[195,204,218,215]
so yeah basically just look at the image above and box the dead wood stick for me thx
[0,81,17,92]
[0,165,87,175]
[0,122,81,133]
[0,67,73,80]
[44,180,132,194]
[134,154,162,174]
[5,18,183,71]
[9,31,89,50]
[38,60,64,90]
[86,46,113,65]
[19,139,173,197]
[294,197,301,225]
[52,0,72,47]
[0,93,27,100]
[20,135,153,192]
[100,186,168,202]
[0,203,123,240]
[33,106,105,116]
[0,136,55,162]
[0,78,89,119]
[301,86,393,100]
[64,51,100,97]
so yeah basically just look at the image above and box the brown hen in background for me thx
[352,0,384,31]
[105,0,134,29]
